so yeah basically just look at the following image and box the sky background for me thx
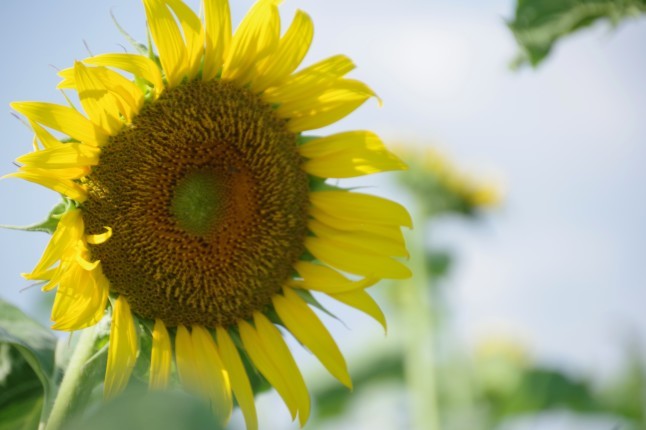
[0,1,644,429]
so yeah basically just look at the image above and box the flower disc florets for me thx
[83,79,310,327]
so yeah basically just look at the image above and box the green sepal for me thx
[292,289,342,325]
[0,199,73,234]
[297,134,320,146]
[111,10,149,57]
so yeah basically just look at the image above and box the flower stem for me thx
[400,206,440,430]
[45,327,98,430]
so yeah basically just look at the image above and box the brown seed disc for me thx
[82,79,310,327]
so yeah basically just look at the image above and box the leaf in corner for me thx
[0,301,58,428]
[508,0,646,68]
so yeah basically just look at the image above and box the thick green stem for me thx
[45,327,98,430]
[400,206,440,430]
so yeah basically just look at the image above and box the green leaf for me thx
[0,301,58,429]
[508,0,646,68]
[0,199,72,234]
[0,345,44,430]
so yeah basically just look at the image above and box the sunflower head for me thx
[8,0,411,428]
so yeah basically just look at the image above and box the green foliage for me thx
[65,389,223,430]
[0,300,58,430]
[0,199,72,234]
[509,0,646,67]
[0,346,44,430]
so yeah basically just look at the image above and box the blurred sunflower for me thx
[7,0,411,428]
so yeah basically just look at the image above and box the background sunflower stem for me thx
[400,205,440,430]
[45,326,98,430]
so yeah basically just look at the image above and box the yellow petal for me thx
[175,325,201,394]
[222,0,281,84]
[11,102,108,146]
[254,312,310,426]
[192,326,233,423]
[310,191,413,228]
[305,236,411,280]
[281,79,377,132]
[238,319,299,421]
[299,131,381,158]
[310,207,406,244]
[104,296,139,399]
[215,327,258,430]
[51,264,109,331]
[24,210,83,278]
[74,62,123,135]
[84,53,163,97]
[4,170,87,202]
[300,131,406,178]
[29,120,60,149]
[86,227,112,245]
[262,54,355,105]
[17,142,100,169]
[251,10,314,92]
[309,219,409,258]
[143,0,187,88]
[292,261,378,294]
[203,0,232,81]
[329,289,387,332]
[149,319,172,390]
[274,288,352,388]
[167,0,204,80]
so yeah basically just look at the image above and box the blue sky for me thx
[0,1,644,428]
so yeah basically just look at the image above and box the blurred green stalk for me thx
[45,327,98,430]
[400,205,440,430]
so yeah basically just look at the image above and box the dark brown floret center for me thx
[82,79,310,328]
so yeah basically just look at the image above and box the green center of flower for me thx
[171,170,224,236]
[82,79,310,328]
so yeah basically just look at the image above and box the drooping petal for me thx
[51,264,109,331]
[203,0,232,80]
[222,0,281,84]
[274,288,352,388]
[310,191,413,228]
[11,102,108,146]
[292,261,377,294]
[149,319,172,390]
[215,327,258,430]
[23,210,84,279]
[329,289,387,332]
[305,236,411,280]
[251,10,314,92]
[143,0,187,88]
[191,326,233,423]
[86,227,113,245]
[104,296,139,399]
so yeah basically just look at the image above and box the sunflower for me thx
[8,0,411,428]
